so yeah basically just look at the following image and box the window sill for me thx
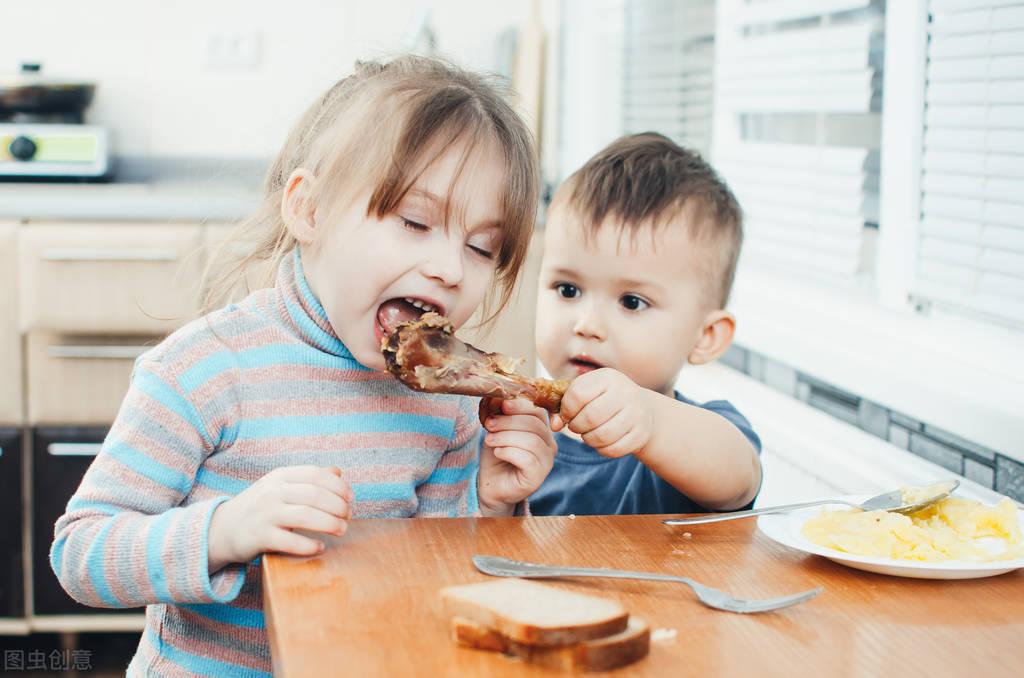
[725,265,1023,463]
[678,363,1015,506]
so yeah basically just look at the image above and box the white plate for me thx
[756,495,1024,580]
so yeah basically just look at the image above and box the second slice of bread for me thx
[440,579,629,646]
[452,615,651,672]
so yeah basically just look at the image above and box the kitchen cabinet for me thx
[0,222,21,423]
[19,222,204,334]
[3,220,212,632]
[31,426,142,616]
[202,222,277,306]
[25,332,151,425]
[0,429,24,620]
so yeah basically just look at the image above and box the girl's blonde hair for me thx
[202,55,539,325]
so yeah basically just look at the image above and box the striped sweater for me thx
[51,248,482,677]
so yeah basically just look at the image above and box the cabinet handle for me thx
[48,345,150,360]
[48,443,103,457]
[40,248,179,262]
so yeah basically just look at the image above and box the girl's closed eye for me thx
[467,244,494,259]
[401,217,431,233]
[553,282,580,299]
[466,232,497,260]
[620,293,650,312]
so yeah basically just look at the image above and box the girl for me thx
[50,56,556,677]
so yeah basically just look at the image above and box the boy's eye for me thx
[554,283,579,299]
[402,218,430,232]
[620,294,649,311]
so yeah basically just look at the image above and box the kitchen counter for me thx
[0,157,266,222]
[263,514,1024,677]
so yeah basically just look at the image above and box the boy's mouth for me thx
[568,355,604,375]
[375,297,445,341]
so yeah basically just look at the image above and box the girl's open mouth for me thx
[375,297,445,342]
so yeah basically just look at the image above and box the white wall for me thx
[2,0,531,158]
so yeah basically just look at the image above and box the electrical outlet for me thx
[205,30,262,71]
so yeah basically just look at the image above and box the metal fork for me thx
[472,555,822,614]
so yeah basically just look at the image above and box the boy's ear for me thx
[687,309,736,366]
[281,168,318,244]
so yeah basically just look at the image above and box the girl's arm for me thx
[50,359,247,608]
[414,395,556,517]
[415,396,485,517]
[476,397,557,516]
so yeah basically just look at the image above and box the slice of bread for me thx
[452,615,651,672]
[440,579,629,647]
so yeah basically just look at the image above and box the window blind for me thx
[712,0,884,278]
[913,0,1024,326]
[557,0,627,180]
[623,0,716,155]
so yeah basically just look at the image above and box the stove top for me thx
[0,120,111,181]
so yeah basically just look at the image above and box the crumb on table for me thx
[651,628,678,642]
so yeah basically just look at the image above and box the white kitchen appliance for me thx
[0,120,111,180]
[0,63,112,181]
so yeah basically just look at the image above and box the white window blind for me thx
[623,0,716,155]
[712,0,884,278]
[913,0,1024,327]
[557,0,627,179]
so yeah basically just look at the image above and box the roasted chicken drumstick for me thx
[381,313,568,413]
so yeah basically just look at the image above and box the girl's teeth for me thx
[404,298,437,313]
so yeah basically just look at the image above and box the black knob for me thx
[9,136,37,161]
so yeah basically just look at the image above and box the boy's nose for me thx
[572,303,606,341]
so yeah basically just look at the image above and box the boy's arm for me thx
[635,391,761,511]
[555,369,761,511]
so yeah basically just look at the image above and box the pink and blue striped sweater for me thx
[51,248,482,676]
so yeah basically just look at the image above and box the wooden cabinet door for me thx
[0,428,24,619]
[31,426,144,617]
[201,222,278,310]
[19,222,203,334]
[25,332,153,425]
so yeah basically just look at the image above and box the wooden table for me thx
[263,516,1024,677]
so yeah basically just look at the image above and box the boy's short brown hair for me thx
[552,133,742,307]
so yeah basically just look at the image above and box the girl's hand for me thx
[207,465,354,573]
[551,368,654,459]
[477,398,556,516]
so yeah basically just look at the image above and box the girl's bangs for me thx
[362,100,532,281]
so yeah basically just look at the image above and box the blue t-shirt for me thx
[529,392,761,516]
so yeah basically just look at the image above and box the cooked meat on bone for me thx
[381,312,568,413]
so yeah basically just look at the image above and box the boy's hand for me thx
[207,466,354,573]
[552,368,654,459]
[477,397,556,516]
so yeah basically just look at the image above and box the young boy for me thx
[525,133,762,515]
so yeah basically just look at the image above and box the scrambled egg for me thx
[802,495,1024,562]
